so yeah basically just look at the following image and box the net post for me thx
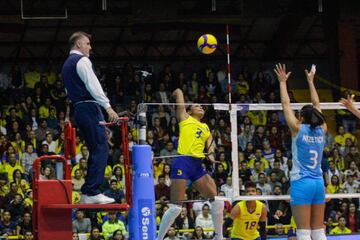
[128,145,156,240]
[230,104,240,200]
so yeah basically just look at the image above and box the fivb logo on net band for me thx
[141,206,151,239]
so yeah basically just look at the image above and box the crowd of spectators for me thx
[0,62,359,239]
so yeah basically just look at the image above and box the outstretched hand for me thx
[340,94,356,111]
[274,63,291,83]
[305,64,316,83]
[172,88,182,97]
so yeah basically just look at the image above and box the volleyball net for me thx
[137,101,360,202]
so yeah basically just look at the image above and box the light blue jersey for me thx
[290,124,325,181]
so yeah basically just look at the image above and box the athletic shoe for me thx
[80,194,115,204]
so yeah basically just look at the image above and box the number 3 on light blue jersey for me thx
[309,150,318,169]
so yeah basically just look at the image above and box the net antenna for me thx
[225,24,241,199]
[20,0,68,20]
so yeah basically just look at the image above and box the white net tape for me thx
[140,102,360,110]
[215,193,360,202]
[213,102,360,111]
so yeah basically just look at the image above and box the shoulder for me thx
[237,200,244,208]
[202,122,210,130]
[76,57,92,69]
[179,115,191,124]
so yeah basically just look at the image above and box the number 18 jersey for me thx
[231,200,264,239]
[290,124,325,181]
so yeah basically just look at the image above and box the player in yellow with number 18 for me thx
[230,181,267,240]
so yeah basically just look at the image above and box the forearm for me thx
[347,106,360,120]
[308,81,320,109]
[207,136,215,154]
[259,221,267,239]
[279,82,290,107]
[172,89,186,119]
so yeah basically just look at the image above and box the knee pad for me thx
[167,204,182,216]
[296,229,311,240]
[210,199,224,215]
[311,228,327,240]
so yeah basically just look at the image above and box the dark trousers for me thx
[74,102,109,196]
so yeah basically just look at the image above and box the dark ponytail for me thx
[300,105,325,129]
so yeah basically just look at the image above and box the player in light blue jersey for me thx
[274,64,327,240]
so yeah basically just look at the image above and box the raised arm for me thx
[274,64,299,134]
[305,65,321,111]
[340,94,360,119]
[172,88,189,122]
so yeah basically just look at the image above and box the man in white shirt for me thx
[343,174,359,193]
[192,197,211,217]
[61,31,118,204]
[195,204,214,238]
[220,176,233,199]
[256,172,272,195]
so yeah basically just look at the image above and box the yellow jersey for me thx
[330,226,352,234]
[231,200,264,239]
[177,116,210,159]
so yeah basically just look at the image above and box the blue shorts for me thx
[290,177,325,205]
[170,156,207,182]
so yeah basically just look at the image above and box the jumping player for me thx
[156,88,224,240]
[274,64,327,240]
[230,181,267,240]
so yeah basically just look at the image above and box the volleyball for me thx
[197,34,217,54]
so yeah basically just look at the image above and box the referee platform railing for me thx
[32,118,131,240]
[32,155,130,240]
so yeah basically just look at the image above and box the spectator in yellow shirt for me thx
[249,149,270,173]
[75,135,84,155]
[24,65,40,89]
[330,216,352,234]
[111,166,124,191]
[326,175,342,194]
[43,66,57,85]
[11,133,25,157]
[246,110,267,126]
[23,189,33,209]
[334,126,356,147]
[38,97,54,119]
[71,158,88,177]
[13,169,30,195]
[102,211,127,239]
[2,153,24,182]
[236,72,250,95]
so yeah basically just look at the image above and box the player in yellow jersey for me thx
[157,89,224,240]
[231,181,267,240]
